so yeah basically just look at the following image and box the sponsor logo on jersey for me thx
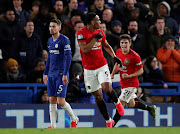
[55,44,58,48]
[49,50,60,54]
[124,59,130,65]
[64,44,71,50]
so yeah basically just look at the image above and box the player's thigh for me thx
[127,99,135,108]
[98,65,112,85]
[84,69,101,93]
[47,76,56,96]
[119,87,137,103]
[55,76,67,98]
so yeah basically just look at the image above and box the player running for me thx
[43,19,78,128]
[77,12,124,128]
[111,34,156,127]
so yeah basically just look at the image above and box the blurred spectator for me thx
[102,8,113,31]
[27,58,45,83]
[130,7,149,37]
[33,2,56,50]
[15,20,43,75]
[100,22,120,71]
[0,59,7,83]
[12,0,29,32]
[78,0,88,13]
[5,58,26,83]
[0,9,19,60]
[38,90,49,104]
[63,0,78,24]
[127,20,147,60]
[53,0,69,25]
[29,0,41,20]
[148,16,170,56]
[68,20,84,79]
[113,0,149,32]
[42,50,48,62]
[167,0,180,25]
[143,55,168,88]
[111,20,123,36]
[61,9,84,36]
[89,0,109,21]
[156,1,179,36]
[157,35,180,82]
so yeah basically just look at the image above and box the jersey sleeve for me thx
[77,30,86,43]
[63,37,72,75]
[135,54,143,69]
[101,30,106,43]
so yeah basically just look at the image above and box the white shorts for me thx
[119,87,137,103]
[84,65,112,93]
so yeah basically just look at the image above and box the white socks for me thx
[61,102,76,121]
[106,118,112,123]
[49,104,57,128]
[114,99,120,105]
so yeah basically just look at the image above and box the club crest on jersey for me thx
[55,44,58,48]
[124,59,130,65]
[78,34,83,39]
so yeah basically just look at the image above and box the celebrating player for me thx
[43,19,78,128]
[111,34,156,127]
[77,12,124,128]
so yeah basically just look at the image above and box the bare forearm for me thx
[81,38,97,54]
[129,68,143,78]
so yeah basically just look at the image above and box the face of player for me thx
[54,1,63,14]
[92,15,101,29]
[13,0,23,8]
[49,22,61,35]
[74,22,84,32]
[120,39,131,54]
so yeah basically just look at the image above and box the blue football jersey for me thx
[44,34,72,77]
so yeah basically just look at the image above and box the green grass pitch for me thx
[0,127,179,134]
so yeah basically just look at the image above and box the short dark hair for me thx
[50,19,62,26]
[155,16,165,23]
[120,34,131,43]
[25,20,34,26]
[86,12,96,24]
[74,20,84,26]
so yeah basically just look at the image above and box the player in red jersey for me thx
[77,12,124,128]
[111,34,156,127]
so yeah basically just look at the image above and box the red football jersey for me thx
[116,48,143,89]
[77,26,107,70]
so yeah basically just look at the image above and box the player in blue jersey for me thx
[43,19,78,128]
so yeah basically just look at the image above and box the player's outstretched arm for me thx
[111,63,120,79]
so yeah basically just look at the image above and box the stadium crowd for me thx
[0,0,180,103]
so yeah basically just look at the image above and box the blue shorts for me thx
[47,74,68,98]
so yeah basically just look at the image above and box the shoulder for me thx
[60,34,70,41]
[77,27,86,34]
[130,49,141,58]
